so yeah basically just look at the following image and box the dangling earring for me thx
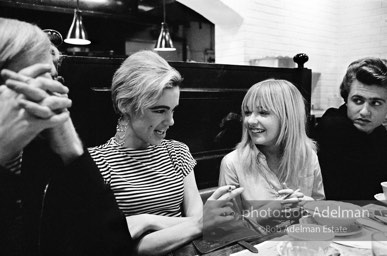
[115,116,128,146]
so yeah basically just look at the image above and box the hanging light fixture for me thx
[64,0,91,45]
[154,0,176,51]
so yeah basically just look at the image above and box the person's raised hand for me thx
[1,66,71,119]
[1,64,82,164]
[202,185,244,230]
[0,85,69,165]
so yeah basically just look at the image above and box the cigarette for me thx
[282,188,301,200]
[227,185,240,192]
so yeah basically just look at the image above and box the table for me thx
[172,233,283,256]
[172,203,387,256]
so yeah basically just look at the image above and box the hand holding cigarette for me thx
[278,188,303,201]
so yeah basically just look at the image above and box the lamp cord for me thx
[163,0,166,23]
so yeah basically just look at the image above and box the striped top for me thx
[4,151,22,175]
[88,138,196,217]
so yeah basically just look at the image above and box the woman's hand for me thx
[278,188,304,203]
[202,185,244,231]
[278,183,306,204]
[278,187,314,204]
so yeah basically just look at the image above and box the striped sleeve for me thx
[168,140,196,177]
[3,151,22,175]
[88,147,112,184]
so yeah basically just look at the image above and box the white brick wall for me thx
[215,0,387,110]
[185,22,214,62]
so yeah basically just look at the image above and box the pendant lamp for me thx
[64,0,91,45]
[154,0,176,51]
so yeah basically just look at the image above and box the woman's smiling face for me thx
[125,87,180,149]
[244,106,281,148]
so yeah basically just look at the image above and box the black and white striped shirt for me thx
[88,138,196,217]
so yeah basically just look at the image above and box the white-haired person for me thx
[219,79,325,226]
[89,50,243,256]
[0,17,134,256]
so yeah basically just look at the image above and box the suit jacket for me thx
[1,138,133,256]
[313,104,387,200]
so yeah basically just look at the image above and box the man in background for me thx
[314,58,387,200]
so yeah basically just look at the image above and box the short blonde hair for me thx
[111,50,182,115]
[0,18,51,73]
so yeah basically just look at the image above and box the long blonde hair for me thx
[236,79,316,183]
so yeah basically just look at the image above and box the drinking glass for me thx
[372,232,387,256]
[281,241,325,256]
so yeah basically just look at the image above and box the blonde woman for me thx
[89,50,243,256]
[219,79,324,214]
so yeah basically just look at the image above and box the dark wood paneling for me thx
[59,56,312,189]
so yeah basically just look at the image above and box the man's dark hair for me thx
[340,58,387,102]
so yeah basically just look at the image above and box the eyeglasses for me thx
[43,29,63,47]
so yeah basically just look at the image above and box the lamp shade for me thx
[154,22,176,51]
[64,9,91,45]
